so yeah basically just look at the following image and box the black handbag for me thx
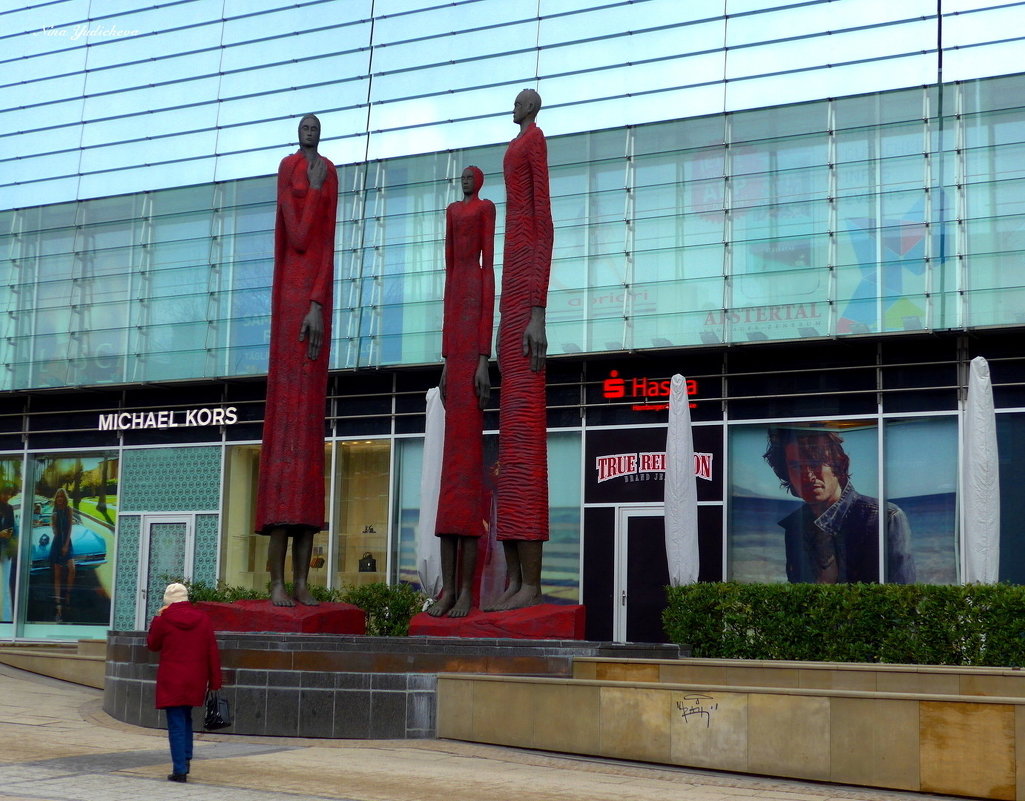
[203,690,231,730]
[358,552,377,572]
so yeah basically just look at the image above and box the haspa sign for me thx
[602,371,698,411]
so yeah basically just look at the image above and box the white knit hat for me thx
[163,583,189,605]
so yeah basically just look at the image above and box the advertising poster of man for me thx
[0,459,21,624]
[729,421,953,584]
[26,455,117,625]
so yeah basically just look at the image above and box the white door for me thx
[613,505,669,643]
[136,514,194,628]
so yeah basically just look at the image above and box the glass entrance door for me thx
[137,515,193,627]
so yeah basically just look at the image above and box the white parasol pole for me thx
[416,387,444,596]
[664,373,699,585]
[963,356,1000,584]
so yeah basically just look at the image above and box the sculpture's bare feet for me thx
[493,584,542,611]
[292,584,320,606]
[270,581,295,607]
[426,594,454,617]
[448,591,472,618]
[483,582,520,612]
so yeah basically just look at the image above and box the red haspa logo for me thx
[603,371,698,409]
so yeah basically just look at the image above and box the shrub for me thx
[663,582,1025,666]
[341,582,426,636]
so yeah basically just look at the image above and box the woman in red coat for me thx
[147,583,222,783]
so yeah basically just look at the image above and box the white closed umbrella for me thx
[963,356,1000,584]
[664,373,699,585]
[416,387,444,596]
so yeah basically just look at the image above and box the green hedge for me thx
[663,582,1025,666]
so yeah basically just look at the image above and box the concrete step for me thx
[0,640,105,689]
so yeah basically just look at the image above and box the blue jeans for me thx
[165,706,193,775]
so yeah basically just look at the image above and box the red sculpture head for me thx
[461,165,484,197]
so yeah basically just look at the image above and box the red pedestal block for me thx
[408,604,585,640]
[194,600,366,635]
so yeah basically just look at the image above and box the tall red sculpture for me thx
[490,89,553,611]
[255,114,338,607]
[428,166,496,618]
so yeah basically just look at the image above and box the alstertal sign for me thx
[98,406,238,431]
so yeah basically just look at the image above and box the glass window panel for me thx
[0,179,80,211]
[373,21,535,74]
[944,5,1025,47]
[538,20,723,74]
[884,417,957,583]
[543,0,718,43]
[731,259,829,306]
[726,55,937,113]
[83,50,221,97]
[0,152,81,185]
[835,89,927,132]
[728,0,935,45]
[373,2,530,42]
[369,51,533,105]
[83,21,222,70]
[541,82,729,137]
[81,75,221,120]
[364,113,511,163]
[966,285,1025,327]
[728,24,930,75]
[80,104,218,148]
[7,8,91,61]
[219,52,371,104]
[944,0,1020,8]
[0,99,85,139]
[964,214,1025,258]
[537,50,724,110]
[78,132,218,174]
[942,40,1025,82]
[6,73,89,109]
[76,159,217,200]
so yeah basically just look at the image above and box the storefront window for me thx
[23,453,118,627]
[221,443,331,593]
[883,417,958,584]
[0,457,23,626]
[729,422,882,583]
[393,431,581,603]
[334,440,390,588]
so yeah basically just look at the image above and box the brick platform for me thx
[104,632,681,739]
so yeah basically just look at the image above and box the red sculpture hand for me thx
[307,156,327,190]
[299,301,324,360]
[522,306,547,372]
[475,354,491,409]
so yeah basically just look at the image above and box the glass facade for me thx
[6,1,1023,207]
[2,74,1024,390]
[2,1,1025,640]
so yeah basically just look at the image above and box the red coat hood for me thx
[160,601,208,630]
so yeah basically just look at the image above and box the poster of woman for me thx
[26,454,117,625]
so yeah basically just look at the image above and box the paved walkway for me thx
[0,663,956,801]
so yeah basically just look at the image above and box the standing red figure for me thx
[490,89,553,611]
[255,114,338,607]
[428,166,495,618]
